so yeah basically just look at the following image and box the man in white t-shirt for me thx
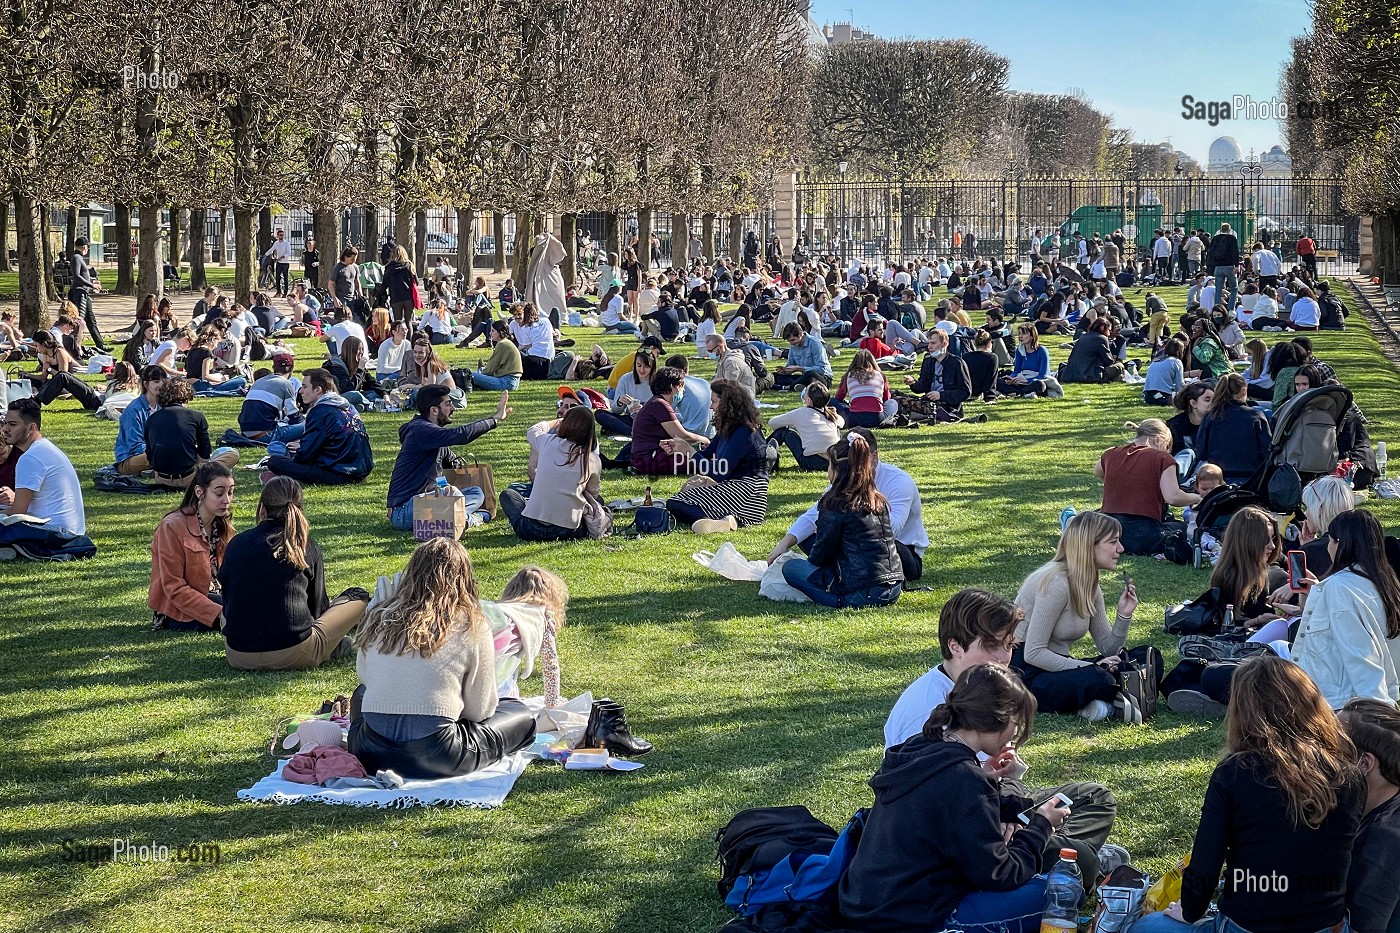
[1252,242,1282,287]
[321,306,367,357]
[1,399,87,549]
[882,587,1121,881]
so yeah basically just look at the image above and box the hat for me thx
[640,335,664,350]
[557,385,586,407]
[272,353,295,372]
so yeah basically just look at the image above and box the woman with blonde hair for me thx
[220,476,370,671]
[1298,475,1355,577]
[349,537,537,779]
[488,567,570,708]
[1134,654,1364,933]
[1012,511,1144,720]
[1243,336,1274,400]
[1095,418,1200,555]
[834,348,896,428]
[366,306,393,354]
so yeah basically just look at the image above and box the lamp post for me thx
[838,160,848,265]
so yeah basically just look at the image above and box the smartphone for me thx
[1018,792,1073,825]
[1287,550,1308,591]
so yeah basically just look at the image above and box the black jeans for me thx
[1001,779,1117,886]
[275,262,290,295]
[1103,512,1183,556]
[1012,645,1120,714]
[267,456,364,486]
[348,687,536,780]
[69,287,108,350]
[35,372,101,410]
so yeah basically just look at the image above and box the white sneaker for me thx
[1078,699,1113,722]
[691,516,739,535]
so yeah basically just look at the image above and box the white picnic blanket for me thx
[237,752,529,809]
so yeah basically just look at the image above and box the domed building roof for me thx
[1208,136,1242,166]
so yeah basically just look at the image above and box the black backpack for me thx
[715,806,837,900]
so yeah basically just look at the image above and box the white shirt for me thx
[601,295,625,328]
[377,337,409,375]
[264,239,292,263]
[893,271,912,289]
[1290,297,1320,328]
[934,320,958,336]
[420,309,453,335]
[1253,249,1282,277]
[226,316,248,341]
[1200,283,1216,309]
[917,266,934,287]
[13,437,85,534]
[638,287,660,316]
[150,340,178,370]
[786,461,927,554]
[772,302,798,337]
[327,320,367,350]
[1153,237,1172,259]
[515,320,554,359]
[884,665,954,749]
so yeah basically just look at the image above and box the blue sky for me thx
[809,0,1309,165]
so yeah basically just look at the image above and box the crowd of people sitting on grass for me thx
[0,226,1397,932]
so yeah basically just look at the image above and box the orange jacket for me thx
[148,511,227,626]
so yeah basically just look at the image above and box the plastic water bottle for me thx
[1378,442,1388,478]
[1040,848,1083,931]
[1184,505,1196,539]
[1058,506,1077,533]
[435,476,450,496]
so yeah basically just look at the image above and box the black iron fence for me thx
[795,174,1358,273]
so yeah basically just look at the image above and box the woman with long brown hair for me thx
[1134,654,1364,933]
[349,537,537,779]
[324,334,384,411]
[778,427,903,607]
[663,379,771,533]
[1195,371,1272,485]
[500,405,602,542]
[148,461,235,632]
[219,476,370,670]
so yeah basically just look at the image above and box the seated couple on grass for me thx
[1132,656,1400,933]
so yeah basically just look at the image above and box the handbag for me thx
[582,489,613,539]
[410,274,424,310]
[443,456,497,519]
[1117,646,1161,719]
[1164,586,1224,636]
[630,505,675,536]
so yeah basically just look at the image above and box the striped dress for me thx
[669,425,770,526]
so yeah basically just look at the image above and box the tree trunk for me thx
[189,207,207,289]
[0,196,11,273]
[258,206,273,259]
[491,212,505,274]
[672,212,687,269]
[217,208,228,266]
[137,201,164,303]
[233,206,256,306]
[728,214,743,265]
[391,206,411,263]
[169,206,182,267]
[413,209,428,274]
[456,207,474,276]
[602,212,618,265]
[363,204,379,257]
[13,192,48,334]
[40,205,57,303]
[312,208,338,288]
[636,207,652,273]
[115,203,135,294]
[611,211,626,259]
[702,212,716,263]
[560,212,577,289]
[65,205,79,256]
[511,211,535,287]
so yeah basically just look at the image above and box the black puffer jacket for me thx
[806,505,904,595]
[383,259,415,304]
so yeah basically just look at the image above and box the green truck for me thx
[1057,206,1248,254]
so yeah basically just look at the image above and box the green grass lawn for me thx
[0,266,239,300]
[2,285,1397,932]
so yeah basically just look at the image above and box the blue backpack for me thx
[716,806,868,917]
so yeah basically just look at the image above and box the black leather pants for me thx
[348,687,536,780]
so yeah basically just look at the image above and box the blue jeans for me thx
[194,376,247,396]
[1212,266,1238,312]
[1130,911,1348,933]
[781,556,902,609]
[389,486,485,530]
[498,482,586,542]
[264,423,306,457]
[606,321,640,335]
[470,371,521,391]
[944,876,1046,933]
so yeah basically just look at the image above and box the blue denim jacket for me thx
[115,395,153,463]
[785,333,832,378]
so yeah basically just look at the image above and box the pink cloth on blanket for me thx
[281,746,369,785]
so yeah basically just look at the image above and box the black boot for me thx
[581,698,653,757]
